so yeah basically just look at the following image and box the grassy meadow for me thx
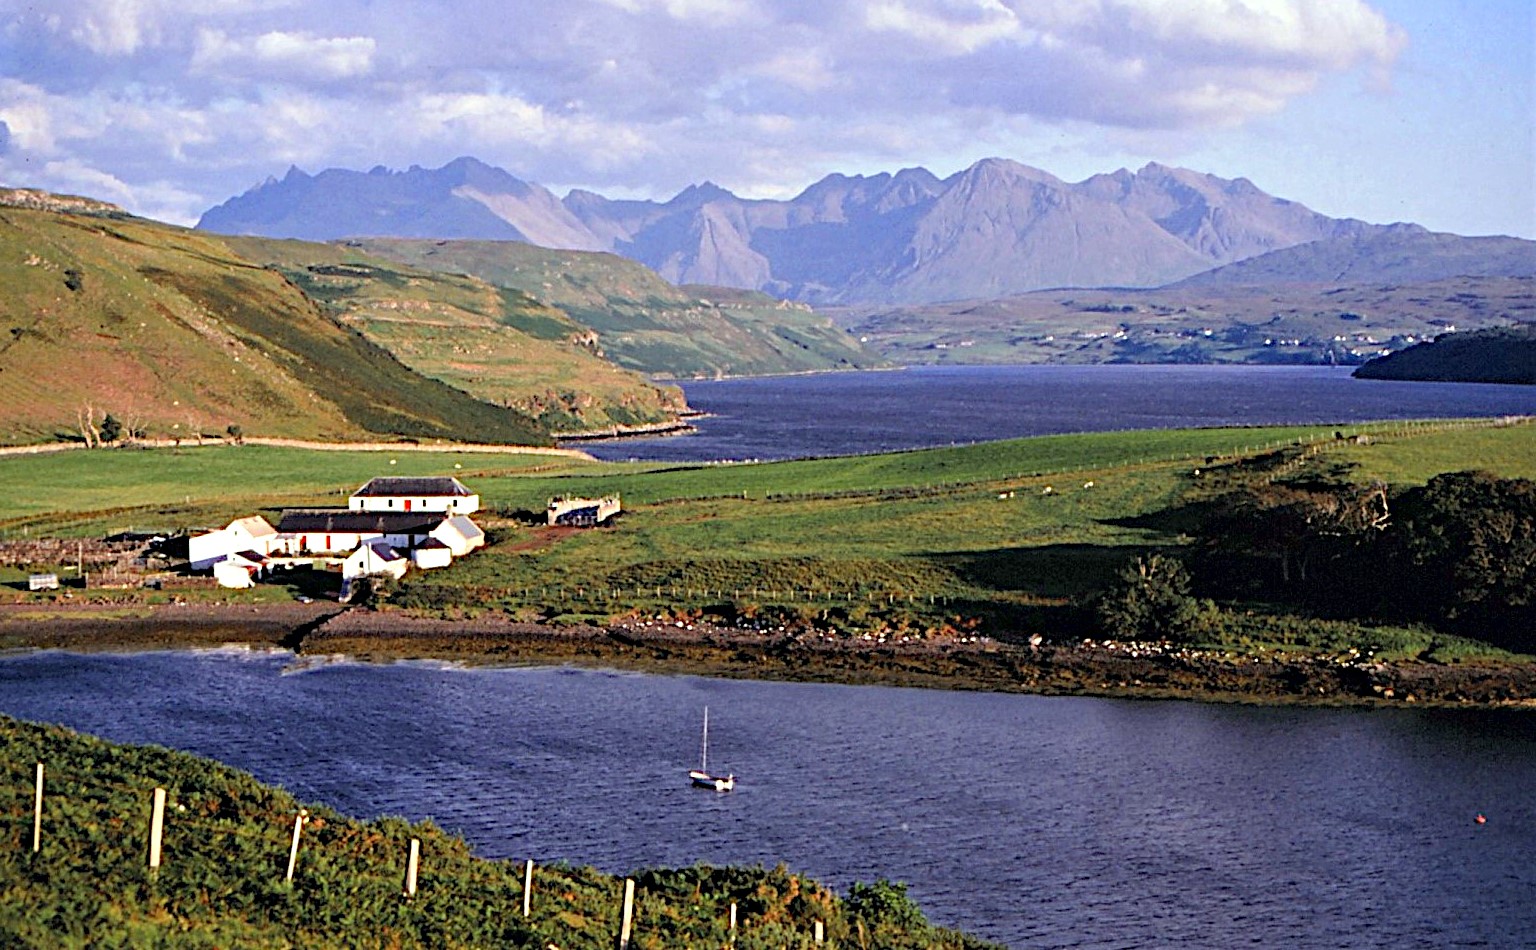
[3,418,1531,664]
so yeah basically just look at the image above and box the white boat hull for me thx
[689,769,735,791]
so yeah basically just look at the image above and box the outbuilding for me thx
[342,540,410,581]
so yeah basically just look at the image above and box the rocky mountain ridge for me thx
[199,157,1436,306]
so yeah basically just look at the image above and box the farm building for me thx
[547,495,621,526]
[272,511,446,557]
[410,538,454,570]
[432,515,486,556]
[213,550,268,588]
[188,515,279,571]
[349,476,480,515]
[342,540,410,582]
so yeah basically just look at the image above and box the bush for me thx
[1096,554,1212,642]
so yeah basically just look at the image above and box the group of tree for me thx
[1098,470,1536,654]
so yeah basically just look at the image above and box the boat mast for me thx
[701,707,709,773]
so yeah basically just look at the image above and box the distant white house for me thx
[342,540,410,581]
[213,549,268,588]
[189,515,279,571]
[349,476,480,515]
[410,538,454,570]
[432,515,486,556]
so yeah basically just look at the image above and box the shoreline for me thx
[3,602,1532,709]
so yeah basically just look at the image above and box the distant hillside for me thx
[1354,323,1536,384]
[348,238,879,378]
[835,276,1536,367]
[0,198,549,446]
[200,157,1400,305]
[1173,228,1536,288]
[219,237,690,433]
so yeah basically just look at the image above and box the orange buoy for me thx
[1475,813,1487,825]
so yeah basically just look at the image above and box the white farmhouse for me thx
[349,476,480,515]
[189,515,279,571]
[272,510,446,557]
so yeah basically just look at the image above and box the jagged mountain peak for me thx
[198,155,1508,306]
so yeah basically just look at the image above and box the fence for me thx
[5,759,832,947]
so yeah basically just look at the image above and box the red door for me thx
[405,499,412,512]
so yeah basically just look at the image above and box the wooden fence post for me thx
[617,877,635,949]
[403,838,420,897]
[32,762,43,853]
[284,809,307,883]
[148,787,167,870]
[522,859,534,918]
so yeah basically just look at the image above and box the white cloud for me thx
[594,0,757,22]
[191,28,375,80]
[0,0,1427,226]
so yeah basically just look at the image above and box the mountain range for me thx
[200,156,1495,306]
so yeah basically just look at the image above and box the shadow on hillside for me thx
[932,542,1148,600]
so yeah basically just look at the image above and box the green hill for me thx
[1353,323,1536,384]
[0,193,549,447]
[350,239,882,378]
[219,237,690,433]
[0,715,995,948]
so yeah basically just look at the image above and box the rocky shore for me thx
[1,602,1532,708]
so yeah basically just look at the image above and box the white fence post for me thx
[31,763,43,853]
[148,787,167,870]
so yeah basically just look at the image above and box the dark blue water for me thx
[2,649,1533,949]
[582,365,1536,461]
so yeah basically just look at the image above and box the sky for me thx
[1,0,1531,237]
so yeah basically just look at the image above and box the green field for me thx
[4,418,1531,662]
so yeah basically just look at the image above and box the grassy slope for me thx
[0,206,547,447]
[220,237,690,432]
[0,716,993,949]
[352,239,880,377]
[5,421,1532,654]
[0,446,596,533]
[835,276,1536,366]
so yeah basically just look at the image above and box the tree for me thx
[98,413,122,444]
[1384,471,1536,649]
[1097,554,1210,642]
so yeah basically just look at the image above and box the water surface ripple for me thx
[2,650,1533,949]
[582,365,1536,462]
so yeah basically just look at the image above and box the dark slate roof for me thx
[364,541,406,561]
[277,509,445,534]
[352,476,474,498]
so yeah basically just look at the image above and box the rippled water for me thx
[582,365,1536,462]
[3,649,1533,948]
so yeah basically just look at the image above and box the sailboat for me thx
[688,706,735,791]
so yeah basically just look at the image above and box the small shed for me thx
[432,515,487,557]
[342,541,409,581]
[213,561,255,589]
[410,538,454,570]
